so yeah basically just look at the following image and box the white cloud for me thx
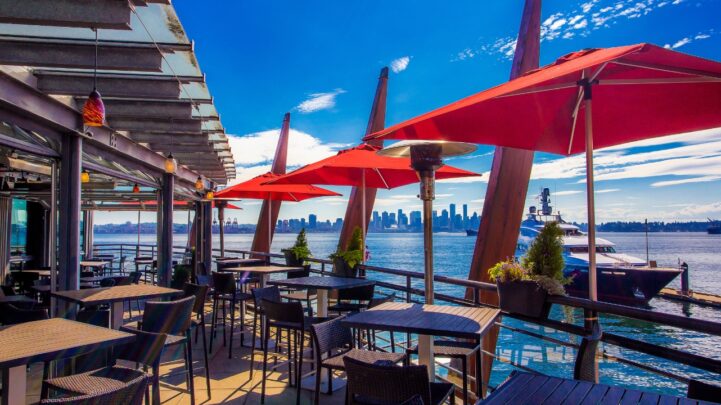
[295,89,346,113]
[670,201,721,218]
[671,37,692,48]
[596,188,620,193]
[651,176,721,187]
[390,56,411,73]
[555,190,583,196]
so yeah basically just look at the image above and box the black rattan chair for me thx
[281,266,317,316]
[0,303,48,325]
[344,356,455,405]
[122,296,197,405]
[249,286,282,380]
[182,283,212,396]
[42,329,165,405]
[327,284,375,315]
[125,271,143,319]
[209,272,252,359]
[574,322,602,382]
[310,315,406,404]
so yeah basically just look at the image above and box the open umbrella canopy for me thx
[267,143,481,188]
[118,200,241,210]
[364,43,721,155]
[215,172,341,201]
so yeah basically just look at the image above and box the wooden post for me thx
[218,201,226,257]
[251,113,290,257]
[337,67,388,254]
[157,172,174,287]
[58,134,82,319]
[465,0,541,396]
[202,200,212,273]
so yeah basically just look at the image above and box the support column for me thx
[157,172,174,287]
[82,210,94,257]
[201,200,212,274]
[0,197,11,285]
[337,67,388,253]
[218,202,226,257]
[58,134,82,319]
[465,0,541,396]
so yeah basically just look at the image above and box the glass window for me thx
[10,199,27,253]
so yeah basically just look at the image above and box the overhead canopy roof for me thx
[0,1,236,184]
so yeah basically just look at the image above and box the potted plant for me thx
[282,228,312,267]
[488,222,569,318]
[171,263,192,289]
[330,226,364,278]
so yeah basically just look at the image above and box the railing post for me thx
[681,262,690,295]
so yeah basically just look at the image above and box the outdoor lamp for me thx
[82,28,105,127]
[205,190,214,200]
[164,153,176,174]
[195,176,204,191]
[132,183,140,193]
[80,170,90,183]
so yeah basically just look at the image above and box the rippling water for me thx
[96,231,721,395]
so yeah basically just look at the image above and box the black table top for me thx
[221,265,304,275]
[268,276,375,291]
[0,318,134,369]
[341,302,500,340]
[479,371,716,405]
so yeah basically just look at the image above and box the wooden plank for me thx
[658,396,680,405]
[524,375,565,404]
[503,374,550,404]
[562,381,595,404]
[638,391,662,405]
[52,284,181,305]
[543,379,580,404]
[581,383,611,405]
[601,386,629,405]
[620,389,644,405]
[268,276,375,291]
[481,372,535,404]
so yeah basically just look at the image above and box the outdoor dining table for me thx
[52,284,182,329]
[221,265,304,287]
[12,269,51,278]
[268,276,376,317]
[478,371,715,404]
[0,318,135,405]
[215,257,266,267]
[342,302,501,382]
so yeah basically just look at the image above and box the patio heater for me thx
[378,140,476,377]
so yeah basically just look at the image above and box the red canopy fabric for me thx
[267,143,481,189]
[215,172,341,201]
[364,43,721,155]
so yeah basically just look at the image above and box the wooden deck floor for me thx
[24,303,347,404]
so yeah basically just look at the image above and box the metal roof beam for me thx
[37,72,182,99]
[98,98,193,119]
[0,37,163,71]
[0,0,132,30]
[130,133,209,143]
[107,118,202,133]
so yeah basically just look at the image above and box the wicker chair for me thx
[0,303,48,325]
[310,315,406,404]
[249,286,282,380]
[574,322,602,382]
[125,271,143,319]
[327,284,375,315]
[122,296,197,405]
[40,372,148,405]
[209,272,253,359]
[366,294,397,351]
[182,283,212,396]
[280,267,316,315]
[344,356,455,405]
[42,329,165,405]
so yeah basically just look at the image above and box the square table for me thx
[222,265,304,287]
[342,302,500,379]
[215,257,266,267]
[268,276,375,317]
[0,318,135,405]
[52,285,182,329]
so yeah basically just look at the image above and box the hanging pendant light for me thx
[80,170,90,183]
[132,183,140,193]
[82,28,105,127]
[164,153,177,174]
[195,176,204,191]
[205,190,214,200]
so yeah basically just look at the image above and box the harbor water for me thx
[95,231,721,395]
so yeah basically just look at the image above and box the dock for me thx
[658,288,721,308]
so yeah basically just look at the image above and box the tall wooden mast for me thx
[251,112,290,255]
[336,67,388,251]
[466,0,541,393]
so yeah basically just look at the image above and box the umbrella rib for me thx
[567,85,585,155]
[374,168,391,189]
[497,82,579,99]
[615,59,721,80]
[289,192,299,202]
[599,77,721,85]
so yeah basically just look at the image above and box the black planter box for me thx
[333,257,358,278]
[497,279,550,318]
[283,250,304,267]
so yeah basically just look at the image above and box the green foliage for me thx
[330,226,364,268]
[285,228,311,261]
[171,264,192,288]
[488,259,529,283]
[521,222,567,282]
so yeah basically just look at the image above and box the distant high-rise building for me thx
[309,214,317,229]
[462,204,468,228]
[450,204,456,230]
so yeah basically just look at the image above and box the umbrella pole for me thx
[137,210,141,256]
[362,171,366,265]
[419,168,436,378]
[267,197,272,257]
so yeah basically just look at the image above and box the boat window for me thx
[569,246,617,253]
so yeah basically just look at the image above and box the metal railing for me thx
[92,243,721,397]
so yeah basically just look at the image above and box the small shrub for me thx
[284,228,311,261]
[488,259,529,283]
[331,226,364,268]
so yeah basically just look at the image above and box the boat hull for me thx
[563,265,682,305]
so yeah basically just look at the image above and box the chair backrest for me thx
[261,298,304,326]
[115,329,168,368]
[287,267,310,279]
[182,283,209,315]
[80,271,95,278]
[338,284,375,302]
[0,304,49,325]
[574,322,602,382]
[311,316,353,354]
[0,285,14,296]
[687,379,721,402]
[127,271,142,284]
[369,293,395,309]
[99,278,116,287]
[196,274,211,287]
[251,286,281,310]
[212,271,236,295]
[141,296,195,335]
[114,276,132,286]
[344,356,432,405]
[40,369,148,405]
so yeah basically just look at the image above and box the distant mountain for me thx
[575,221,710,233]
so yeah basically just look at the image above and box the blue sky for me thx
[106,0,721,225]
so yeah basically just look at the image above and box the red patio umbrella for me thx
[215,172,341,250]
[364,43,721,301]
[267,143,481,260]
